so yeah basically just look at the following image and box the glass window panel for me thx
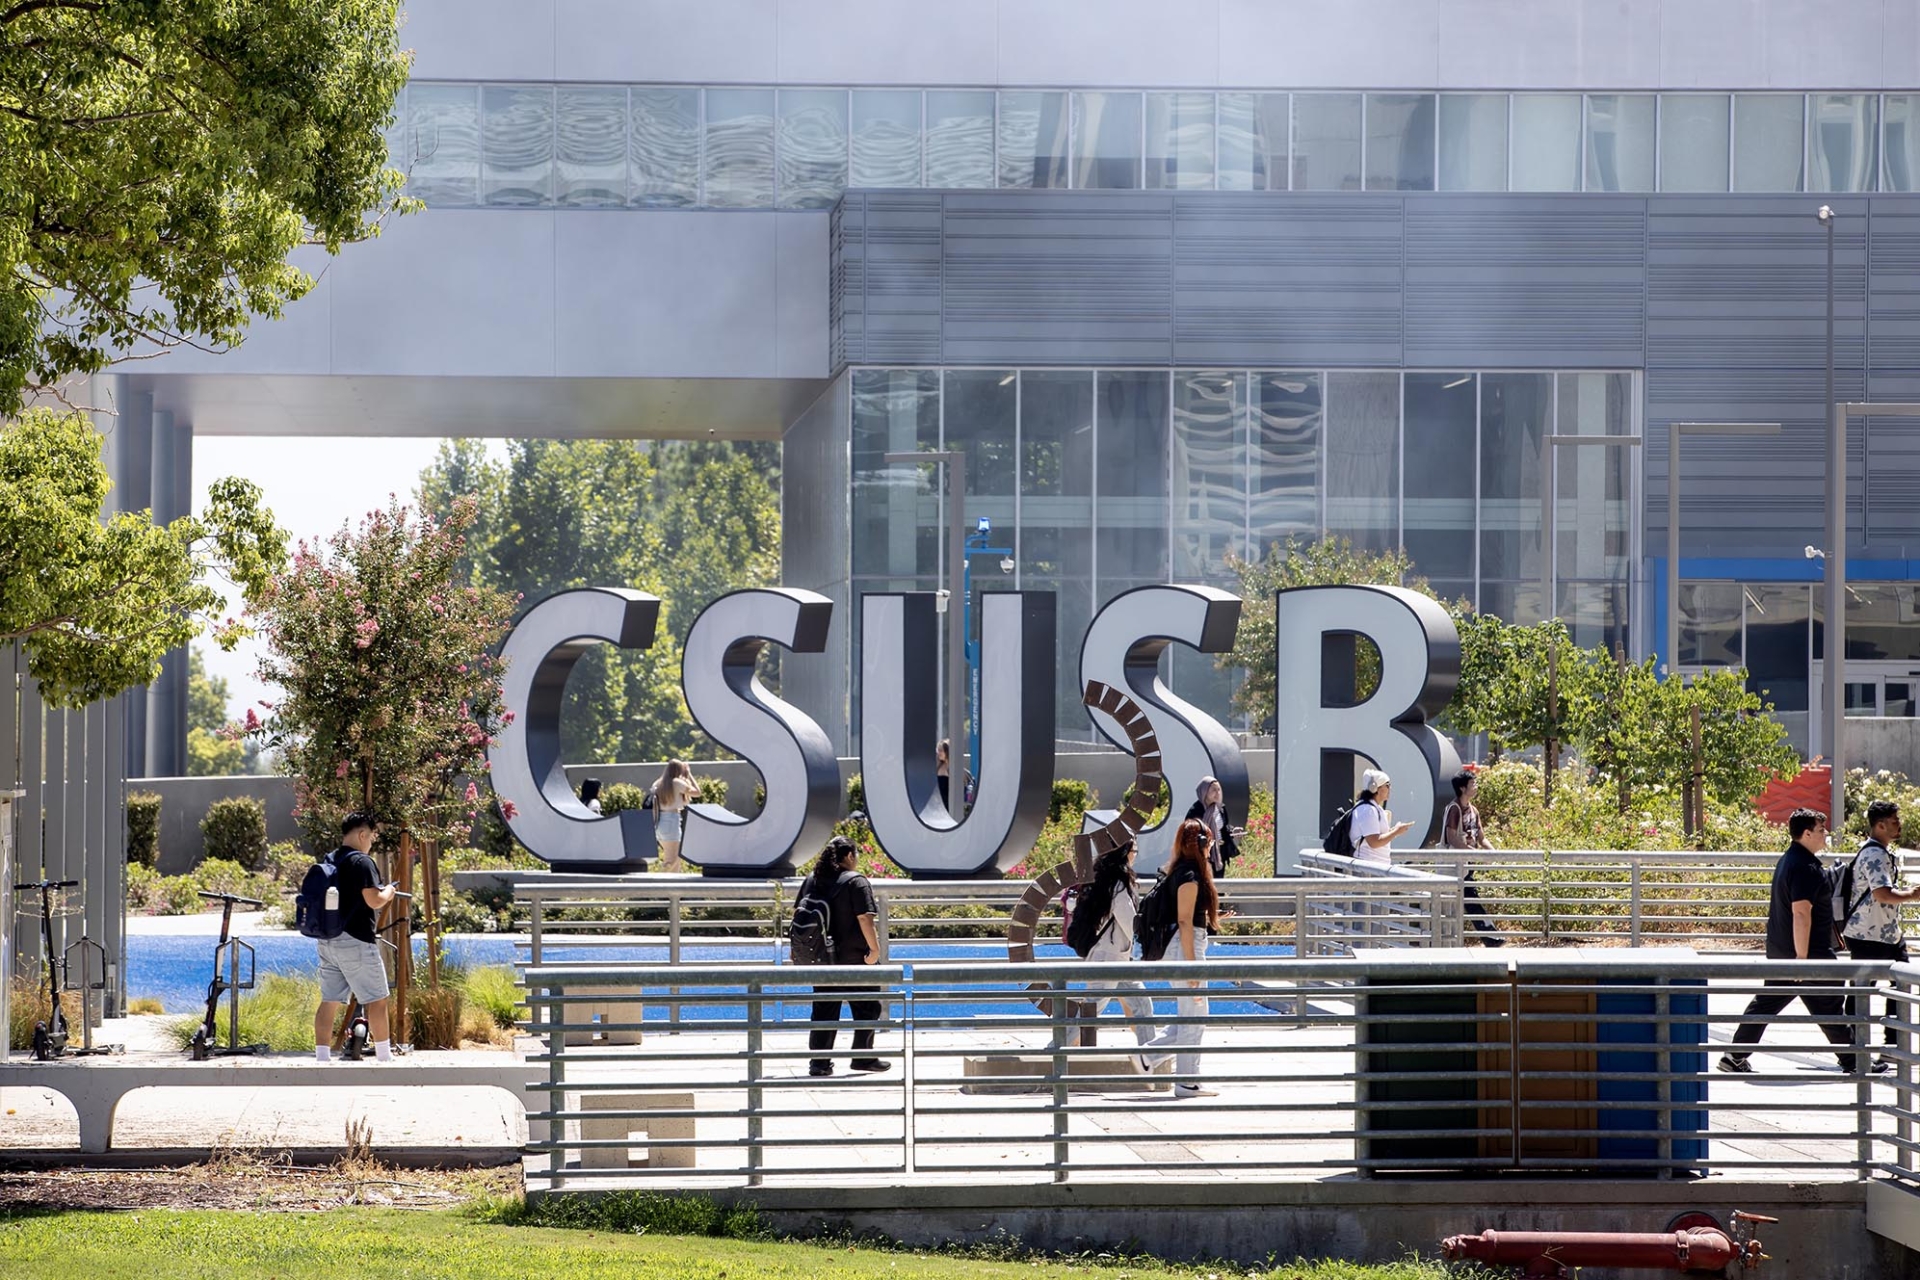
[1403,373,1476,580]
[1678,583,1743,666]
[1658,94,1730,192]
[1847,585,1920,663]
[1745,583,1810,711]
[1096,371,1170,592]
[1511,94,1582,191]
[408,83,480,206]
[1558,582,1630,655]
[1173,373,1248,579]
[851,89,921,188]
[1479,372,1553,584]
[1585,93,1655,192]
[1250,372,1321,551]
[482,85,554,206]
[851,370,942,579]
[1888,95,1920,192]
[1553,372,1636,584]
[1439,94,1507,192]
[1292,93,1362,191]
[1479,582,1545,628]
[1365,93,1436,191]
[942,369,1018,505]
[1073,92,1143,190]
[1217,92,1287,191]
[1019,371,1095,739]
[1808,93,1878,193]
[777,89,848,209]
[998,90,1069,189]
[629,87,699,207]
[926,90,994,188]
[1734,93,1805,192]
[1146,92,1214,190]
[1325,371,1399,553]
[704,88,775,208]
[556,86,627,207]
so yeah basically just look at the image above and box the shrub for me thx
[125,792,161,868]
[598,783,648,815]
[265,840,312,886]
[200,796,268,871]
[143,873,203,915]
[455,964,522,1030]
[693,775,727,809]
[473,1190,765,1240]
[126,996,165,1016]
[435,887,509,934]
[8,975,80,1051]
[845,772,864,815]
[1048,778,1095,826]
[166,972,321,1051]
[410,983,464,1050]
[753,782,766,813]
[192,857,276,904]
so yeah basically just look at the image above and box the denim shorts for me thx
[317,935,390,1004]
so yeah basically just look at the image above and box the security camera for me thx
[999,557,1015,575]
[1816,205,1834,225]
[1805,545,1825,560]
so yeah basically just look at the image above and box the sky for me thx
[191,436,509,720]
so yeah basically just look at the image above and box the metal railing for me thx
[522,953,1915,1192]
[1306,847,1920,949]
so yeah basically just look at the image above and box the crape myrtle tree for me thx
[250,497,515,1043]
[0,0,411,412]
[0,407,283,707]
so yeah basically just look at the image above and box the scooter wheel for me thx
[30,1023,52,1062]
[189,1028,211,1062]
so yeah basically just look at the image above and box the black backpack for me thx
[788,872,844,966]
[1136,873,1179,962]
[294,849,347,941]
[1063,883,1115,958]
[1322,803,1359,858]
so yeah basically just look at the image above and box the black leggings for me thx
[809,984,881,1068]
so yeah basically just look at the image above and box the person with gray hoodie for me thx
[1182,775,1243,876]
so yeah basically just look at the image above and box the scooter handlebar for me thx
[14,879,80,891]
[196,890,267,907]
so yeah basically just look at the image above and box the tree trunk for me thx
[1544,641,1558,809]
[424,837,442,989]
[393,830,415,1049]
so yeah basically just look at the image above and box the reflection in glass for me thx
[1658,94,1730,192]
[942,370,1019,504]
[1553,372,1635,585]
[998,90,1069,189]
[1019,371,1095,738]
[1147,92,1215,190]
[1888,96,1920,192]
[1479,582,1545,628]
[1511,94,1582,191]
[557,86,627,207]
[851,370,941,579]
[1585,94,1655,192]
[705,88,775,208]
[1734,94,1804,192]
[1218,92,1287,190]
[1678,583,1743,666]
[1292,93,1362,191]
[629,87,699,207]
[926,90,994,188]
[382,85,409,173]
[1173,373,1247,578]
[1403,373,1476,580]
[482,86,554,206]
[1073,91,1143,189]
[409,83,481,206]
[1096,371,1171,592]
[1479,372,1552,584]
[1250,372,1321,549]
[1325,371,1399,552]
[1745,584,1810,715]
[1364,93,1435,191]
[1557,582,1629,655]
[1846,585,1920,663]
[852,89,921,188]
[778,89,848,208]
[1808,93,1878,193]
[1439,94,1507,191]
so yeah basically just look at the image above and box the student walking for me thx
[309,813,397,1064]
[650,760,700,872]
[1183,776,1242,877]
[1137,819,1220,1098]
[1440,769,1506,946]
[798,836,888,1077]
[1078,841,1157,1046]
[1348,769,1415,868]
[1838,800,1919,1070]
[1720,809,1867,1074]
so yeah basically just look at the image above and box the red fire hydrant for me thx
[1441,1210,1773,1277]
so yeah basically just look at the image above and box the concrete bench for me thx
[571,1090,696,1169]
[0,1056,547,1155]
[563,985,645,1048]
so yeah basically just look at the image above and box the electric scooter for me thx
[13,879,78,1060]
[339,888,412,1061]
[188,889,268,1060]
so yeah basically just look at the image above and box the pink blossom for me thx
[353,618,380,649]
[243,708,261,732]
[499,800,519,821]
[336,760,351,779]
[465,781,481,805]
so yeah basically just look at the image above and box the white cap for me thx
[1361,768,1391,793]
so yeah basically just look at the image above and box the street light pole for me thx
[886,448,968,813]
[1665,423,1781,674]
[1819,206,1843,829]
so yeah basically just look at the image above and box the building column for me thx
[109,388,155,779]
[144,409,191,778]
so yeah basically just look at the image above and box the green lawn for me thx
[0,1207,1457,1280]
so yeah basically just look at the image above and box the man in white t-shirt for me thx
[1348,768,1414,867]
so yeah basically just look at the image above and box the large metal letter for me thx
[860,591,1055,878]
[1271,585,1460,874]
[1078,585,1248,875]
[491,588,661,872]
[679,589,841,877]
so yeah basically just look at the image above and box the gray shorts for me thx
[317,935,390,1004]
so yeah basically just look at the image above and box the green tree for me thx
[0,408,284,707]
[185,647,244,776]
[1,0,411,412]
[1448,611,1573,759]
[1650,666,1798,809]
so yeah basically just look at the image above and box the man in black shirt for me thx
[1720,809,1864,1074]
[312,813,397,1063]
[801,836,886,1077]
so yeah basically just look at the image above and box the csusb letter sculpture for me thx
[487,583,1460,879]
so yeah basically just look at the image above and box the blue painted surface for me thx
[1595,982,1709,1164]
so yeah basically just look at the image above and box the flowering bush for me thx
[250,498,517,849]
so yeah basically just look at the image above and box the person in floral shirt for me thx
[1841,800,1920,1070]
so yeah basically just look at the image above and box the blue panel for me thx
[1596,982,1707,1165]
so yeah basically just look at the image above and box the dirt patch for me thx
[0,1152,518,1212]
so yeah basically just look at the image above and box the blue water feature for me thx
[129,934,1294,1022]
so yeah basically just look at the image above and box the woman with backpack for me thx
[1136,818,1220,1098]
[650,760,700,873]
[1182,776,1242,877]
[1077,841,1157,1047]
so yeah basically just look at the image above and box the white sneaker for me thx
[1174,1085,1217,1099]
